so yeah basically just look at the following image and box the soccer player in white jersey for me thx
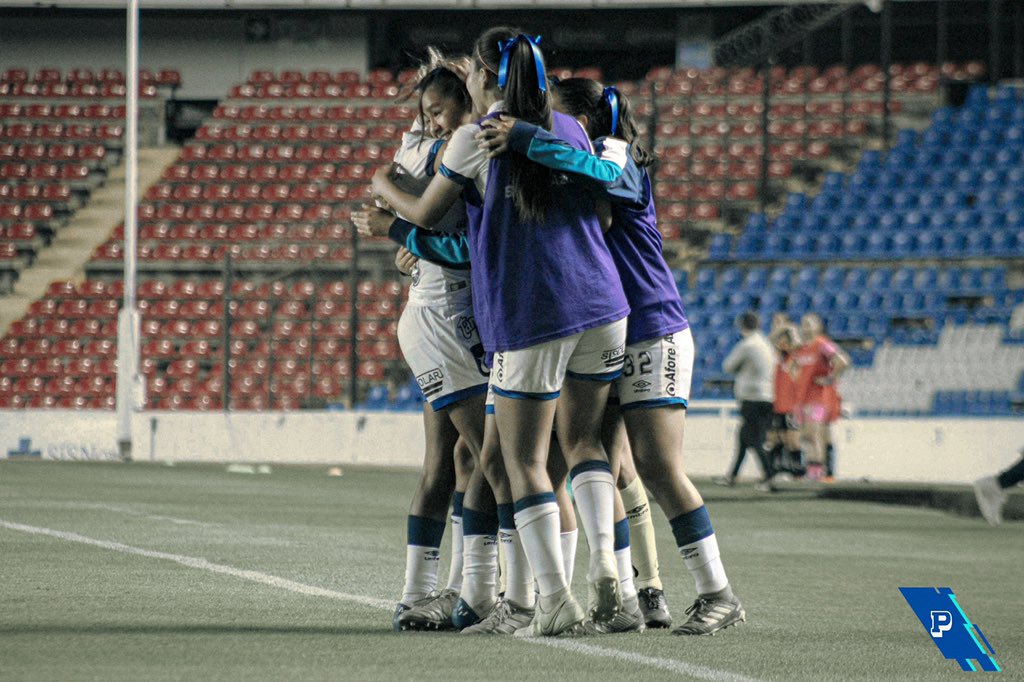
[353,57,488,631]
[369,27,631,637]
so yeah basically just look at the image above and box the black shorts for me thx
[772,411,797,431]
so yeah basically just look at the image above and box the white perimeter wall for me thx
[0,13,368,99]
[1,408,1022,485]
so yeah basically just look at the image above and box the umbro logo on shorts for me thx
[632,379,652,392]
[603,344,625,368]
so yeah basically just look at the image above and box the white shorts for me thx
[397,303,490,410]
[612,327,694,409]
[490,318,627,400]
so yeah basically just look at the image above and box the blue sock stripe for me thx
[569,459,612,481]
[513,492,558,514]
[452,492,465,518]
[462,506,499,536]
[614,518,630,551]
[407,515,446,547]
[496,503,516,530]
[669,505,714,547]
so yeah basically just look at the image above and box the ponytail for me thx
[475,26,553,224]
[551,77,656,168]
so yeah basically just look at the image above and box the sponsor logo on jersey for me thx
[664,343,677,396]
[457,315,478,340]
[603,344,625,368]
[416,368,444,397]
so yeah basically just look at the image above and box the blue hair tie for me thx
[497,34,546,93]
[603,86,619,136]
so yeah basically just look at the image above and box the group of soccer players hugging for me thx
[351,25,746,637]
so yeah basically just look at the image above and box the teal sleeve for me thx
[506,121,646,207]
[388,218,470,268]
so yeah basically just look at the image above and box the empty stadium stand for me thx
[1,65,1020,415]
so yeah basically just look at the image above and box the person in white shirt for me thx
[718,311,776,490]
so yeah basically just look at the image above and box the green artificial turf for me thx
[0,462,1019,681]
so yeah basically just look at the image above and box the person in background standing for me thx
[718,311,776,491]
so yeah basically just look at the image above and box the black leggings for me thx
[998,454,1024,489]
[729,400,774,480]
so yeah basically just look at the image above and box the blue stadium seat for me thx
[674,269,688,292]
[839,232,866,255]
[696,268,716,290]
[362,385,389,410]
[833,291,859,310]
[891,267,915,290]
[939,232,967,257]
[735,233,765,258]
[707,233,731,261]
[720,267,743,290]
[743,267,768,290]
[813,233,840,257]
[865,268,892,290]
[914,267,939,289]
[821,266,845,289]
[890,232,914,256]
[767,267,792,291]
[844,267,868,289]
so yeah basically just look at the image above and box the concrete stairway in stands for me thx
[0,145,179,334]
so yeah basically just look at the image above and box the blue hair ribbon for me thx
[603,86,619,136]
[497,34,546,93]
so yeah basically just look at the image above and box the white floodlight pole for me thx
[116,0,143,461]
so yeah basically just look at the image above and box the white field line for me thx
[1,500,225,529]
[0,518,762,682]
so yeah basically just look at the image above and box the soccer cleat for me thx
[392,603,410,632]
[397,588,459,631]
[594,600,646,634]
[712,475,735,487]
[672,595,746,636]
[513,587,597,637]
[460,598,535,635]
[587,550,622,623]
[973,476,1008,526]
[451,596,490,630]
[637,587,673,629]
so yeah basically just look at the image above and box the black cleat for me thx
[672,595,746,636]
[638,587,673,629]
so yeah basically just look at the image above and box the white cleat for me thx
[586,550,622,623]
[973,476,1008,526]
[461,598,535,635]
[513,587,598,638]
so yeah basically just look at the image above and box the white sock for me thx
[560,529,578,585]
[461,533,497,613]
[679,533,729,596]
[570,468,616,578]
[500,527,535,607]
[445,514,464,592]
[514,500,566,597]
[615,545,639,611]
[401,545,440,605]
